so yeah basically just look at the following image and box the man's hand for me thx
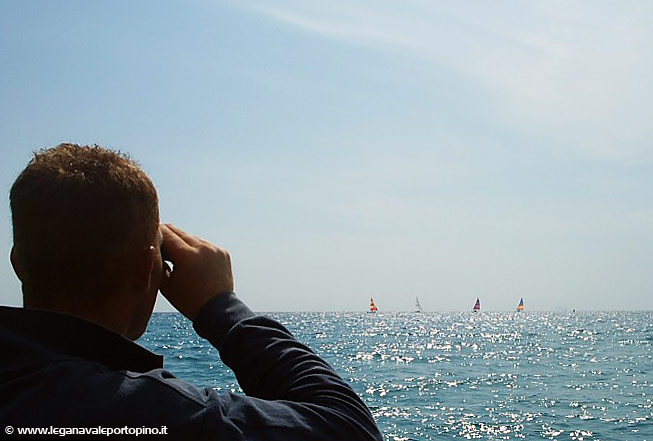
[159,223,234,322]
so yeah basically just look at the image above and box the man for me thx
[0,144,382,440]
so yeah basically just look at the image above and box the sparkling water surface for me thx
[139,311,652,440]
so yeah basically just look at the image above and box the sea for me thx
[139,311,652,440]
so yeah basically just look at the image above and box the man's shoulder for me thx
[1,355,215,432]
[21,354,213,409]
[0,306,216,430]
[120,366,214,407]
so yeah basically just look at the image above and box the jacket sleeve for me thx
[193,292,383,441]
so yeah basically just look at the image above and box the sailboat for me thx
[516,297,524,312]
[472,297,481,312]
[414,297,424,313]
[368,297,378,313]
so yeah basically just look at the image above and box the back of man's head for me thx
[10,143,159,304]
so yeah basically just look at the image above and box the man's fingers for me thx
[157,224,234,321]
[160,224,193,260]
[163,223,205,247]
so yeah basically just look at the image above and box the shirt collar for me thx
[0,306,163,372]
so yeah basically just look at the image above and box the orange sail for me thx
[369,297,378,313]
[517,297,524,312]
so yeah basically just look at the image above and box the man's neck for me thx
[24,294,133,338]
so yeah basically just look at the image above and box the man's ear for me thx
[133,246,156,293]
[10,246,24,281]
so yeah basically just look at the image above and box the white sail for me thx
[415,297,424,313]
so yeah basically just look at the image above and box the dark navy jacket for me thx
[0,293,382,440]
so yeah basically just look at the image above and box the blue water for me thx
[139,311,652,440]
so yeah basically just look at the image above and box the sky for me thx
[1,1,651,312]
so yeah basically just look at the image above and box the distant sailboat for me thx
[472,297,481,312]
[415,297,424,313]
[368,297,378,313]
[516,297,524,312]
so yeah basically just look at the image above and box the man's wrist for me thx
[192,292,257,349]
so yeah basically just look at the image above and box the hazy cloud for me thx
[237,1,653,163]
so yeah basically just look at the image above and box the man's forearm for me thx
[193,292,382,440]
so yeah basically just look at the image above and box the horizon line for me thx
[152,309,653,314]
